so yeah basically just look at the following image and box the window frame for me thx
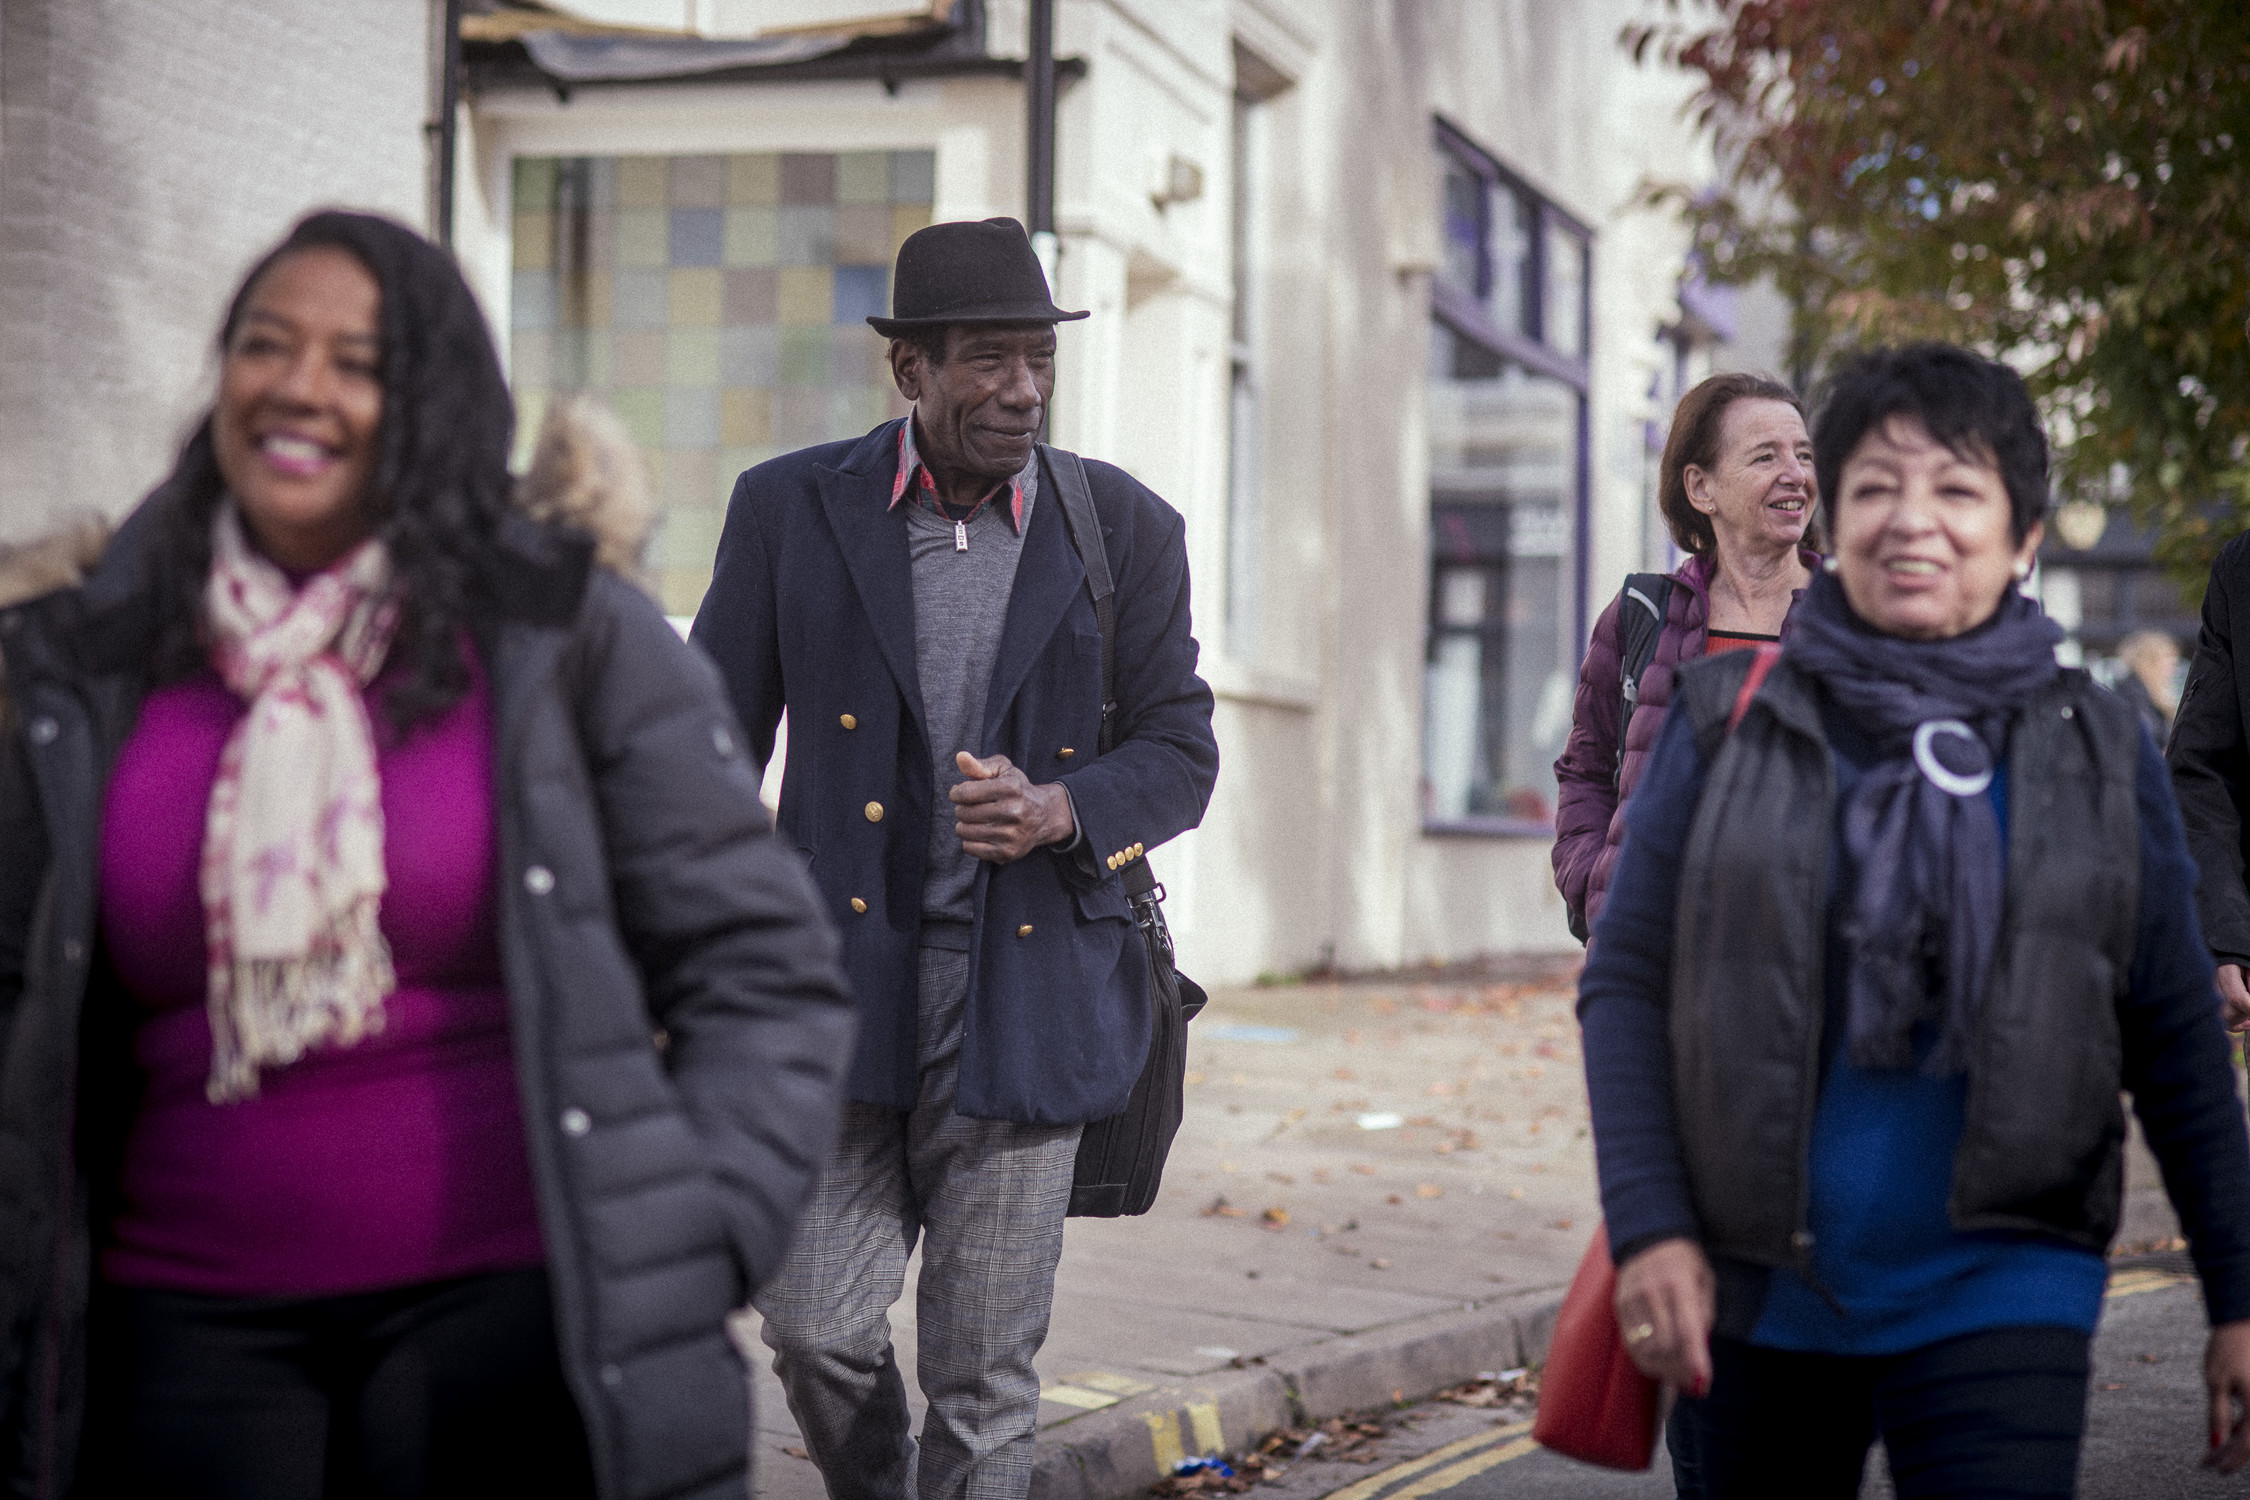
[1422,117,1595,838]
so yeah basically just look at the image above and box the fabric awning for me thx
[462,1,953,43]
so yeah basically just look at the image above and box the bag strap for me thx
[1727,643,1782,733]
[1043,446,1119,755]
[1612,573,1673,794]
[1040,445,1158,902]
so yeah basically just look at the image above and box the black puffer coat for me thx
[0,499,853,1500]
[2173,530,2250,967]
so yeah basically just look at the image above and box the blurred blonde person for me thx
[2116,628,2182,744]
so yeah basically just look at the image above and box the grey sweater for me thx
[907,467,1038,927]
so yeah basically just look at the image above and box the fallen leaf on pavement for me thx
[1415,1183,1444,1199]
[1386,1193,1403,1205]
[1547,1218,1574,1231]
[1350,1163,1378,1175]
[1371,1257,1392,1269]
[1508,1187,1526,1199]
[1333,1067,1357,1081]
[780,1445,810,1460]
[1262,1206,1291,1228]
[1201,1195,1245,1218]
[1266,1172,1295,1184]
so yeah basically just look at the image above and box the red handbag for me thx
[1531,1224,1665,1470]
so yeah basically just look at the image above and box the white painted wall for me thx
[0,0,434,545]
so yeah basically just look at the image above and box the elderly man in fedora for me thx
[692,217,1219,1496]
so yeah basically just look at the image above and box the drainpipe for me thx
[437,0,464,248]
[1025,0,1057,285]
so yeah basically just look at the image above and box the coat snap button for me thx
[27,716,59,746]
[2060,705,2075,719]
[1017,924,1034,938]
[560,1107,592,1137]
[711,725,736,756]
[864,801,884,823]
[1058,747,1075,759]
[524,865,556,895]
[840,713,858,730]
[600,1363,624,1388]
[851,897,867,913]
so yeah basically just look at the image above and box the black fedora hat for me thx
[867,216,1089,337]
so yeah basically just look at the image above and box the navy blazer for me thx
[692,419,1219,1124]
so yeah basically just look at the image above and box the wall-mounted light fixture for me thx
[1151,155,1205,211]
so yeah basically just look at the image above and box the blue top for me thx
[1581,689,2250,1348]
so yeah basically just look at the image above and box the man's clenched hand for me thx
[952,752,1075,864]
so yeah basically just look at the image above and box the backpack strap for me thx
[1613,573,1674,793]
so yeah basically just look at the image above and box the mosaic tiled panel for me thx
[509,151,935,615]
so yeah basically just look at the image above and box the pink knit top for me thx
[97,660,546,1297]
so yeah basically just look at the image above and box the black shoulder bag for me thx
[1041,445,1209,1218]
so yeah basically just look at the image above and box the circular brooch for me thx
[1912,719,1993,797]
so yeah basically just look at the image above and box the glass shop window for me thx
[1423,123,1591,833]
[1424,328,1580,826]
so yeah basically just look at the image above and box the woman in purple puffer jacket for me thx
[1553,373,1822,939]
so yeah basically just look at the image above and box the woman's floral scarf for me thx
[199,503,398,1102]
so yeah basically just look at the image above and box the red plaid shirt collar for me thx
[889,419,1029,533]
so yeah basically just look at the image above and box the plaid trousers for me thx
[754,946,1080,1500]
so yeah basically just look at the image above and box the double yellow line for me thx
[1321,1421,1540,1499]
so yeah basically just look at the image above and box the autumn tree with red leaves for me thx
[1629,1,2250,578]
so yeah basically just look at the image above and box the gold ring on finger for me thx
[1624,1322,1656,1345]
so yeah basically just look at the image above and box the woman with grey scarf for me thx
[1576,343,2250,1496]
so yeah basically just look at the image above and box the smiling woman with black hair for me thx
[1576,343,2250,1496]
[0,211,853,1499]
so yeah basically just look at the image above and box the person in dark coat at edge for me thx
[691,217,1219,1499]
[0,212,855,1499]
[1551,372,1820,941]
[2169,537,2250,1033]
